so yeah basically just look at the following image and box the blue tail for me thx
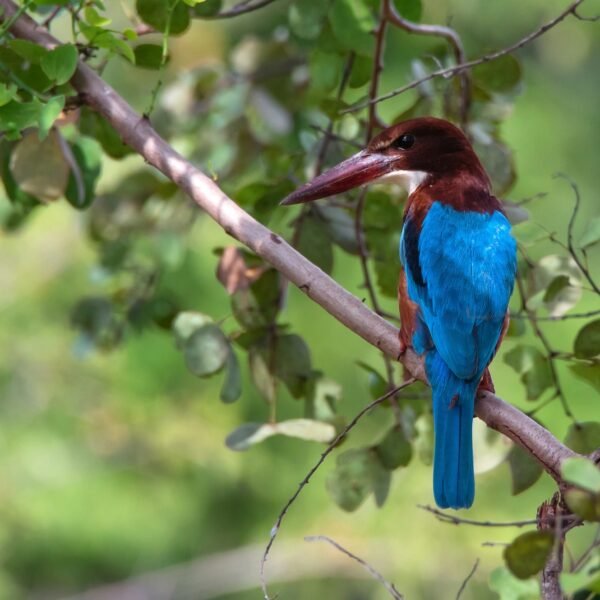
[426,352,478,509]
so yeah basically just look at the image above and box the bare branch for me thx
[305,535,404,600]
[344,0,589,113]
[455,558,479,600]
[259,380,416,599]
[510,309,600,321]
[418,505,539,527]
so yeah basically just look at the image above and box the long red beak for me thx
[280,151,394,205]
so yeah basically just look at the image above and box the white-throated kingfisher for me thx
[281,117,517,509]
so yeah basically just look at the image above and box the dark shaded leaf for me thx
[375,425,412,470]
[134,44,164,70]
[79,108,133,159]
[296,210,334,274]
[136,0,190,34]
[356,361,388,399]
[503,531,554,579]
[393,0,422,22]
[231,268,281,329]
[564,422,600,455]
[192,0,222,16]
[220,350,242,403]
[574,320,600,359]
[349,54,372,88]
[507,444,543,495]
[543,275,571,303]
[65,135,102,209]
[225,422,264,451]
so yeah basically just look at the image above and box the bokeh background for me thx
[0,0,599,598]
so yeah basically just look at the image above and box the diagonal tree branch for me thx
[0,0,580,485]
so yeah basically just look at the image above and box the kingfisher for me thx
[281,117,517,509]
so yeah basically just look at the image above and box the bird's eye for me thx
[393,134,415,150]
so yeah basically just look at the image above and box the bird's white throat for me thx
[374,169,429,195]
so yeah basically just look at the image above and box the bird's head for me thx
[281,117,489,206]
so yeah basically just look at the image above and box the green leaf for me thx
[503,531,554,580]
[0,99,42,137]
[9,130,69,202]
[393,0,422,22]
[183,324,230,377]
[0,47,53,95]
[529,254,583,317]
[488,567,540,600]
[8,39,48,63]
[574,320,600,359]
[248,340,277,403]
[231,268,281,329]
[561,457,600,493]
[305,377,341,421]
[275,334,313,398]
[473,55,522,94]
[349,54,372,88]
[543,275,571,304]
[79,108,132,159]
[328,0,375,56]
[561,554,600,595]
[317,204,359,254]
[296,210,334,274]
[569,362,600,393]
[79,23,136,63]
[136,0,191,35]
[564,488,600,521]
[225,419,335,451]
[327,448,390,511]
[64,135,102,209]
[309,50,344,93]
[507,443,543,495]
[579,215,600,249]
[288,0,327,40]
[84,6,112,26]
[134,44,164,70]
[564,422,600,454]
[374,425,412,470]
[172,311,213,348]
[220,350,242,403]
[0,83,18,108]
[503,345,552,400]
[38,95,65,140]
[191,0,222,14]
[41,43,78,85]
[356,361,388,399]
[71,296,123,351]
[512,221,548,247]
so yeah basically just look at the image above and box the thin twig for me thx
[259,380,416,600]
[455,558,479,600]
[207,0,278,19]
[384,1,471,125]
[556,173,600,295]
[515,270,577,423]
[343,0,588,113]
[305,535,404,600]
[510,309,600,321]
[418,505,538,527]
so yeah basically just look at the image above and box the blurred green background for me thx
[0,0,599,598]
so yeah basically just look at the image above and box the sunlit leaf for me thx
[574,319,600,359]
[579,216,600,249]
[172,311,213,349]
[561,456,600,493]
[183,324,230,377]
[504,345,552,400]
[488,567,540,600]
[305,376,341,421]
[10,130,69,202]
[38,95,65,140]
[569,362,600,393]
[561,554,600,594]
[564,488,600,522]
[84,6,112,26]
[503,531,554,579]
[543,275,571,303]
[328,0,374,56]
[40,43,78,85]
[8,39,47,63]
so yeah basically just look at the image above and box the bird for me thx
[281,117,517,509]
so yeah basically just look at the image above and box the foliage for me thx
[0,0,599,598]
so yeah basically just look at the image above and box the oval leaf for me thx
[574,319,600,359]
[183,324,229,377]
[561,457,600,493]
[41,43,78,85]
[503,531,554,580]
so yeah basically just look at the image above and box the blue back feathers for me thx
[401,201,516,508]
